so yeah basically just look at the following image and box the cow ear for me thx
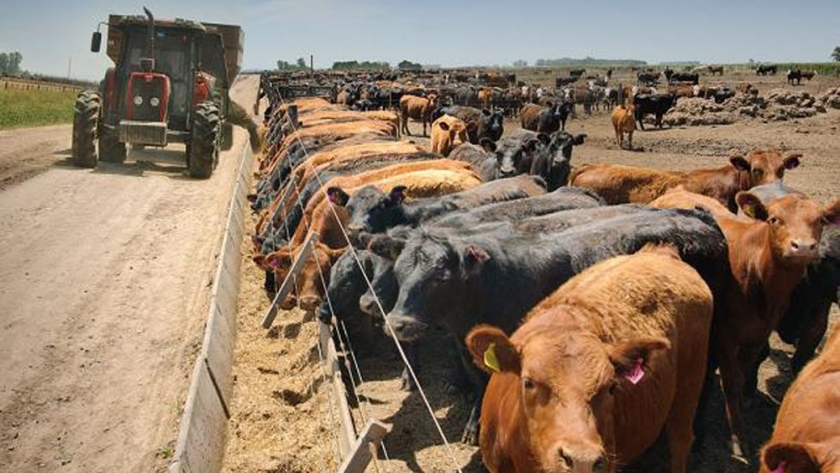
[481,108,491,116]
[783,153,802,170]
[536,133,551,145]
[466,325,521,374]
[479,138,497,153]
[821,199,840,226]
[545,100,554,108]
[762,442,821,473]
[437,121,450,131]
[737,192,770,221]
[573,133,587,145]
[462,244,490,275]
[608,337,670,385]
[368,235,405,261]
[327,186,350,206]
[389,185,407,205]
[252,254,267,269]
[730,154,750,172]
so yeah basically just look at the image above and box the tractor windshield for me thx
[124,29,193,118]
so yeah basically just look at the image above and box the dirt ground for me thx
[0,74,259,472]
[226,70,839,473]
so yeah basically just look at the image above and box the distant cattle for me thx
[708,65,724,76]
[468,245,713,473]
[569,149,803,211]
[787,69,803,85]
[637,71,661,86]
[568,68,586,78]
[800,70,817,81]
[759,326,840,473]
[611,104,636,149]
[634,93,676,129]
[756,64,777,76]
[399,94,438,136]
[667,71,700,85]
[520,101,574,133]
[438,105,504,143]
[430,115,469,157]
[555,76,577,87]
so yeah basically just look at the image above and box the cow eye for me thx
[752,169,763,176]
[768,216,780,225]
[776,169,785,178]
[523,378,536,390]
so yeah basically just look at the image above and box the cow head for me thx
[532,131,587,190]
[467,318,670,473]
[730,149,802,189]
[737,191,840,264]
[481,108,505,139]
[342,185,408,240]
[436,119,469,155]
[382,232,490,342]
[761,442,826,473]
[263,242,346,312]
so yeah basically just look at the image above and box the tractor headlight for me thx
[133,96,143,106]
[149,97,160,107]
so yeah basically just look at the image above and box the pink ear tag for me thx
[624,358,645,385]
[771,461,786,473]
[268,258,279,269]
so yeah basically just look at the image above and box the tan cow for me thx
[468,245,713,473]
[399,94,438,137]
[430,115,469,157]
[611,104,636,150]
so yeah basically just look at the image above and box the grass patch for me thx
[0,87,81,130]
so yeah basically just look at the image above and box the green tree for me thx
[512,59,528,67]
[0,51,22,75]
[833,46,840,62]
[296,57,307,68]
[397,60,421,71]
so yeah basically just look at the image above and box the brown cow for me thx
[569,149,802,211]
[650,189,840,460]
[759,325,840,473]
[430,115,469,157]
[611,104,636,150]
[399,94,438,137]
[467,245,713,473]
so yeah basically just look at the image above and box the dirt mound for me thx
[664,88,827,126]
[818,87,840,109]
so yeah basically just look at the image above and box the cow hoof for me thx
[461,426,479,446]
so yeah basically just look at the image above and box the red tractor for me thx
[73,8,243,178]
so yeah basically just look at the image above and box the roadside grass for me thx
[0,87,80,129]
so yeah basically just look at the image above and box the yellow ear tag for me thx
[484,342,501,372]
[742,203,756,218]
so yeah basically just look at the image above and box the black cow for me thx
[521,101,574,134]
[449,139,502,182]
[555,76,577,87]
[527,130,586,191]
[634,93,677,130]
[375,209,728,443]
[569,68,586,78]
[438,105,504,143]
[668,71,700,85]
[339,174,547,239]
[637,71,661,86]
[787,69,802,85]
[756,64,778,76]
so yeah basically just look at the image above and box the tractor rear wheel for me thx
[72,91,100,168]
[188,101,220,179]
[99,127,127,163]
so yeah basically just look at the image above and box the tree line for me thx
[275,58,426,72]
[0,51,24,75]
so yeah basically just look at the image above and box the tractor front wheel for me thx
[99,127,126,163]
[72,91,100,168]
[188,101,220,179]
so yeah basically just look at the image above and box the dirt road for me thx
[0,125,73,192]
[0,75,259,472]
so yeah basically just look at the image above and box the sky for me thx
[1,0,838,81]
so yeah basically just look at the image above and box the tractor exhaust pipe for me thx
[140,6,155,72]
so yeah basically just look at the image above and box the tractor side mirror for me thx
[91,32,102,53]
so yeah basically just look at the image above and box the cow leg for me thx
[461,382,486,446]
[717,345,752,463]
[264,270,276,294]
[628,130,633,150]
[399,342,420,391]
[791,299,832,373]
[615,127,622,148]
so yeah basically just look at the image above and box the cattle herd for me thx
[246,67,839,472]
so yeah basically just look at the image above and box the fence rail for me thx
[1,78,86,93]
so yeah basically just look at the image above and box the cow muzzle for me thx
[383,312,428,342]
[786,239,819,261]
